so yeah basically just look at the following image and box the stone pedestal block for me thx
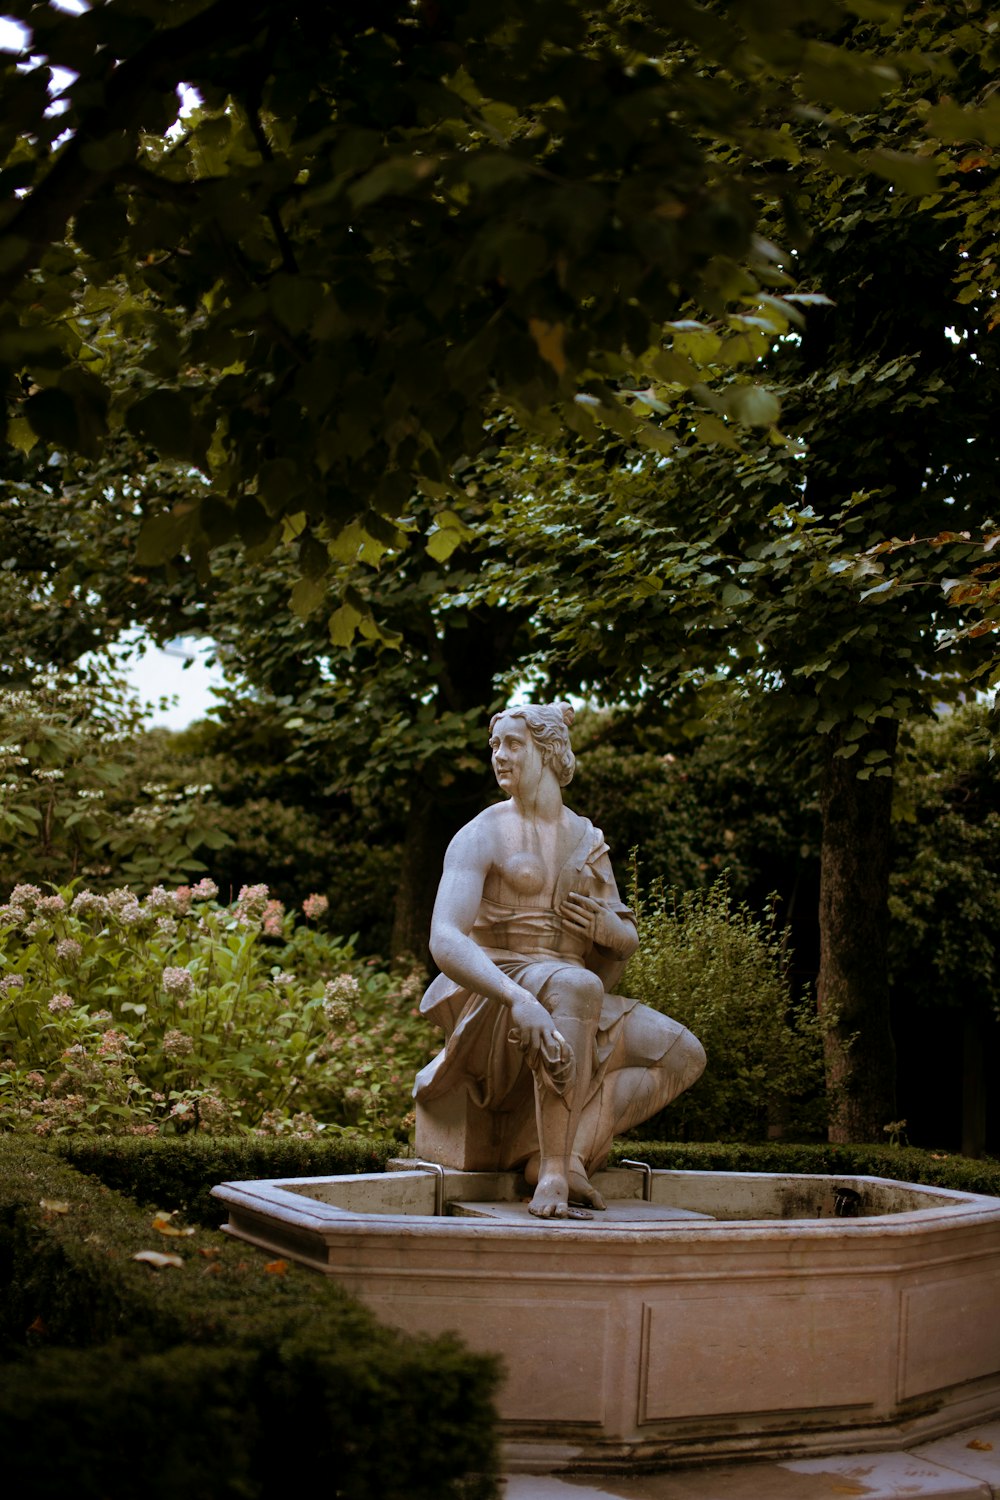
[415,1092,514,1172]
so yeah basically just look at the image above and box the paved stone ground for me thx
[501,1421,1000,1500]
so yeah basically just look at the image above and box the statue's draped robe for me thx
[414,819,697,1172]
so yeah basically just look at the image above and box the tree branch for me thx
[0,0,277,304]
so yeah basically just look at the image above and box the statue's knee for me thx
[550,969,604,1020]
[678,1029,707,1085]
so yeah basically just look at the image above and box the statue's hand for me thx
[560,892,625,952]
[509,993,568,1073]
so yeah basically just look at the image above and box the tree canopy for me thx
[3,0,949,644]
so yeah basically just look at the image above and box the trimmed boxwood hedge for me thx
[56,1132,401,1227]
[607,1138,1000,1195]
[0,1138,500,1500]
[53,1135,1000,1235]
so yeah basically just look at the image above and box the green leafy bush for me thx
[0,882,434,1140]
[624,874,827,1140]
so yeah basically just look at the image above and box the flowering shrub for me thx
[0,882,435,1140]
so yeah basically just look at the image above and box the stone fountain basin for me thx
[212,1165,1000,1472]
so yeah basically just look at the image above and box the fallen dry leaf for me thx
[264,1259,289,1276]
[152,1211,195,1238]
[39,1199,70,1214]
[967,1440,994,1452]
[132,1249,184,1269]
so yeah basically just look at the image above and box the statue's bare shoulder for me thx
[442,801,510,873]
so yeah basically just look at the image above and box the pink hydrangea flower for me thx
[162,967,194,1000]
[235,883,269,919]
[97,1029,128,1057]
[10,884,41,908]
[144,886,175,914]
[163,1028,194,1057]
[302,893,329,920]
[70,891,109,917]
[262,899,285,937]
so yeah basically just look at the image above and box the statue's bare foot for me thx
[526,1153,605,1211]
[568,1166,606,1211]
[529,1171,592,1219]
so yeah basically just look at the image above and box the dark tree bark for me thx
[387,603,528,967]
[389,771,486,968]
[962,1013,988,1159]
[817,720,898,1141]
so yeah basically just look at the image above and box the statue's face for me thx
[489,714,543,798]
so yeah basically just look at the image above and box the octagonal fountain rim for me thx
[211,1164,1000,1246]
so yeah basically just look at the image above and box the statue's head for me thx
[488,701,576,787]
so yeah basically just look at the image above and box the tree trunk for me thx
[389,772,488,969]
[961,1012,987,1159]
[818,721,898,1142]
[390,793,449,969]
[386,601,529,969]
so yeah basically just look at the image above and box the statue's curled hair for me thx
[489,701,576,787]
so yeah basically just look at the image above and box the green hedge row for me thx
[608,1139,1000,1195]
[53,1135,1000,1237]
[0,1138,500,1500]
[56,1131,401,1226]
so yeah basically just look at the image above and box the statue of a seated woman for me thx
[414,702,706,1219]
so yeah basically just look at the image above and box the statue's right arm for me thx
[428,822,530,1010]
[430,822,568,1069]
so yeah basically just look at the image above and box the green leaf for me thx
[722,583,753,607]
[235,494,274,547]
[463,154,533,191]
[7,417,37,453]
[329,601,364,647]
[722,386,781,427]
[290,577,327,617]
[861,150,940,197]
[426,528,464,563]
[125,390,205,464]
[349,156,438,209]
[269,275,325,334]
[134,509,195,566]
[860,580,896,601]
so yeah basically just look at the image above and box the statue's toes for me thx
[568,1173,606,1211]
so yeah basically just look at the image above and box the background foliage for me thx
[624,875,827,1141]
